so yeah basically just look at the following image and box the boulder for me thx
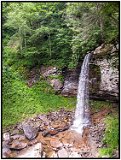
[22,124,38,140]
[40,66,58,78]
[49,79,63,91]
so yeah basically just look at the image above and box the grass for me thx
[90,100,119,157]
[99,115,119,157]
[2,76,76,128]
[90,100,113,112]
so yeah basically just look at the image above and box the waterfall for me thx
[70,53,92,135]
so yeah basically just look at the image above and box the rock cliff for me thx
[61,43,119,102]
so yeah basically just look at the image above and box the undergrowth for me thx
[99,115,119,157]
[2,69,76,128]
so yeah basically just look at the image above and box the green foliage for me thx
[2,74,76,127]
[2,2,119,69]
[65,2,119,55]
[99,116,119,157]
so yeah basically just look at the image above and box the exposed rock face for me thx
[95,59,118,95]
[61,69,79,96]
[61,43,119,101]
[91,43,119,101]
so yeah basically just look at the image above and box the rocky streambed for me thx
[2,108,113,158]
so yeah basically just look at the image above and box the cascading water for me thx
[70,53,92,135]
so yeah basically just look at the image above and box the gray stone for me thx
[11,134,25,140]
[69,151,81,158]
[49,79,63,91]
[58,148,68,158]
[22,124,38,140]
[17,143,42,158]
[2,147,11,158]
[3,132,11,142]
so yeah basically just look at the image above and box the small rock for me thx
[46,150,58,158]
[10,140,27,150]
[2,147,11,158]
[69,151,81,158]
[3,132,11,142]
[42,130,49,137]
[50,138,63,149]
[17,143,42,158]
[48,129,59,136]
[58,148,68,157]
[23,124,38,140]
[38,114,47,121]
[49,79,63,91]
[34,121,41,129]
[11,135,25,141]
[28,139,38,146]
[11,129,20,135]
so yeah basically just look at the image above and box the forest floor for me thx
[2,105,119,158]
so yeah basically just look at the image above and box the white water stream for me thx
[70,53,92,134]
